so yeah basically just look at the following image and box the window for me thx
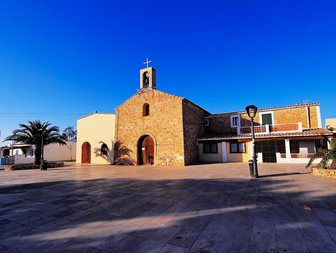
[203,143,218,153]
[230,115,240,127]
[260,112,273,125]
[230,142,246,153]
[143,103,150,116]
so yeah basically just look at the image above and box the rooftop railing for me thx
[238,122,302,135]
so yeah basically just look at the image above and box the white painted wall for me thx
[76,113,116,164]
[12,141,76,164]
[10,148,24,156]
[198,143,223,163]
[14,155,34,164]
[276,153,322,164]
[222,142,227,162]
[44,141,76,161]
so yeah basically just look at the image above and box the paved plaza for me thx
[1,163,336,252]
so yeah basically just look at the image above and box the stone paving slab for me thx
[0,163,336,252]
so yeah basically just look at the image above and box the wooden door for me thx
[81,142,91,164]
[261,141,277,163]
[141,136,154,165]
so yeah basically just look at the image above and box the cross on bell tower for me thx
[140,58,156,89]
[144,58,152,68]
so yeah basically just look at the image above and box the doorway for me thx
[256,141,277,163]
[138,135,154,165]
[81,142,91,163]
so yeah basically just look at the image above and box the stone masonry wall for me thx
[206,105,320,134]
[182,100,210,165]
[273,106,319,128]
[115,89,185,166]
[207,114,235,134]
[312,167,336,179]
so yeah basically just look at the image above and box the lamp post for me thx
[40,134,44,170]
[246,105,259,178]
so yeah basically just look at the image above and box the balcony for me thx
[238,122,303,135]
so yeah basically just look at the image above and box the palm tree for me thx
[4,120,66,165]
[306,137,336,170]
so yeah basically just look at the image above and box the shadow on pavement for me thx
[0,174,335,252]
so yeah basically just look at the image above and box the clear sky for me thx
[0,0,335,144]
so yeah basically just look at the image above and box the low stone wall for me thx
[312,167,336,178]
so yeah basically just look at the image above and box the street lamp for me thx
[246,105,259,178]
[40,134,44,170]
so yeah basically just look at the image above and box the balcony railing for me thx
[238,122,302,135]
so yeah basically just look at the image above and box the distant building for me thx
[0,141,76,165]
[76,64,333,166]
[199,103,331,164]
[326,118,336,132]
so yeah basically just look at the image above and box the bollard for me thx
[248,159,255,177]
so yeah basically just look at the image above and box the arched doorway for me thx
[138,135,154,165]
[81,142,91,164]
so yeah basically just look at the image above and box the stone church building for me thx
[77,65,210,166]
[76,64,333,166]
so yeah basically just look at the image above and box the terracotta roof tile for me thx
[198,128,334,141]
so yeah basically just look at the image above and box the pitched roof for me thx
[115,88,183,110]
[77,112,115,121]
[115,88,211,114]
[198,128,334,141]
[182,98,211,115]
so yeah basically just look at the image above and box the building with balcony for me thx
[198,103,334,164]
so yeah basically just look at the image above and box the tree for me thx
[62,126,77,141]
[306,137,336,170]
[4,120,66,165]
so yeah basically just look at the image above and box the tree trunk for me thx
[35,147,41,165]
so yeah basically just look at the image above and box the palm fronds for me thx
[306,137,336,169]
[4,120,66,165]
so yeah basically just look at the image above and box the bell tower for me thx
[140,58,156,89]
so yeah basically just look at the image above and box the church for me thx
[76,61,333,166]
[76,62,209,166]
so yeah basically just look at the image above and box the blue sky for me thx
[0,0,335,144]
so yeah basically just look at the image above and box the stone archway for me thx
[81,142,91,164]
[138,135,154,165]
